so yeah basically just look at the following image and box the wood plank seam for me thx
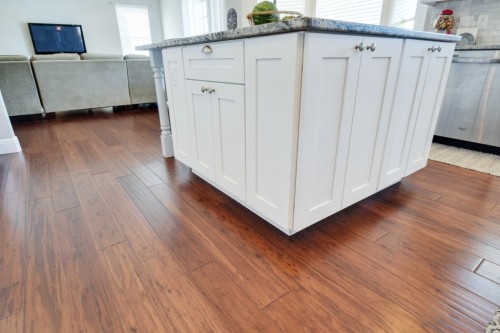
[474,259,485,273]
[259,290,291,312]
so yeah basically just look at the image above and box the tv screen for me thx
[28,23,87,54]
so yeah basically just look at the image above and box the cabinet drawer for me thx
[183,40,244,84]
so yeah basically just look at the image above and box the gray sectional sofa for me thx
[0,55,44,116]
[0,53,156,117]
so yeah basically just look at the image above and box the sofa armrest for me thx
[125,59,157,104]
[0,60,43,116]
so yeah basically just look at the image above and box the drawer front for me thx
[183,40,244,84]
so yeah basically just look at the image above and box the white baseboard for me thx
[0,136,22,155]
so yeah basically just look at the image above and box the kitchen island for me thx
[139,18,460,234]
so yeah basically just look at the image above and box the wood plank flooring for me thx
[1,107,499,332]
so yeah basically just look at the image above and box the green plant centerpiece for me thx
[252,1,279,25]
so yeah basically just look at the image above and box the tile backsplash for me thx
[425,0,500,45]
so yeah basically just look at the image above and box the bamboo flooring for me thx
[0,107,498,332]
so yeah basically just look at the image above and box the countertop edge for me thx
[137,17,461,51]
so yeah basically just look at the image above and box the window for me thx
[275,0,305,13]
[115,4,152,56]
[182,0,222,36]
[256,0,418,29]
[315,0,384,25]
[388,0,418,28]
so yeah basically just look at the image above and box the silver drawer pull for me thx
[366,43,376,52]
[355,42,366,51]
[201,45,213,54]
[428,46,441,52]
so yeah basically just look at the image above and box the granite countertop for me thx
[138,17,461,50]
[455,44,500,50]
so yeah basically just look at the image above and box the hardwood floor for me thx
[1,107,499,332]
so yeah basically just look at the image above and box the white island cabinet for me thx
[245,33,303,231]
[168,40,247,202]
[185,80,246,201]
[294,34,403,232]
[153,25,457,235]
[379,39,455,188]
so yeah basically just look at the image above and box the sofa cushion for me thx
[81,53,123,60]
[0,55,28,62]
[124,54,149,60]
[31,53,80,61]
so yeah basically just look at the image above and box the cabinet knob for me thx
[355,42,366,51]
[207,87,215,94]
[428,46,441,52]
[201,45,213,54]
[366,43,376,52]
[201,86,207,93]
[436,46,442,52]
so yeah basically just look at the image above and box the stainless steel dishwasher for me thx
[434,50,500,151]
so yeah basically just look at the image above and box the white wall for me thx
[223,0,244,29]
[0,91,15,141]
[0,90,21,154]
[160,0,184,38]
[0,0,164,57]
[414,2,429,31]
[241,1,255,28]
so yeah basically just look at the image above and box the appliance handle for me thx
[453,57,500,64]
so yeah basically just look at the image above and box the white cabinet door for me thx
[405,42,455,176]
[342,37,403,208]
[163,47,192,167]
[211,82,246,202]
[245,32,303,233]
[378,39,431,189]
[293,33,361,233]
[186,80,216,182]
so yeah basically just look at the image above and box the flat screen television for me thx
[28,23,87,54]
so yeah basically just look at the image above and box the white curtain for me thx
[183,0,223,36]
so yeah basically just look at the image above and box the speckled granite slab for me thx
[138,17,461,50]
[455,44,500,50]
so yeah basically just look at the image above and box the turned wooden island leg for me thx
[149,50,174,158]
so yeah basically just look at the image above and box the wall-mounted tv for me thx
[28,23,87,54]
